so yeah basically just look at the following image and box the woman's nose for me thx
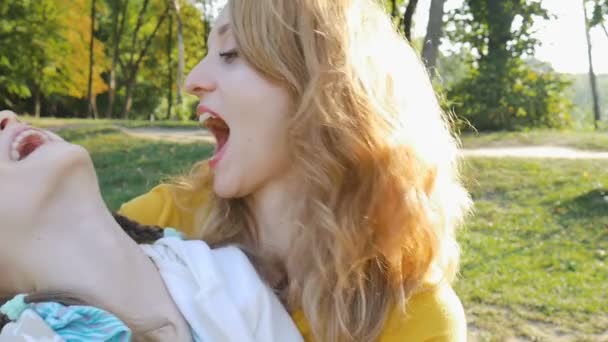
[0,110,19,131]
[184,60,216,98]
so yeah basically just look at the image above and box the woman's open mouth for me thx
[10,129,50,161]
[199,112,230,168]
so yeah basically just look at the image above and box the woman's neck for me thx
[247,172,302,262]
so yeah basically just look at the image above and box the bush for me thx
[448,62,573,131]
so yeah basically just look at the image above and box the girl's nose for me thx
[0,110,19,131]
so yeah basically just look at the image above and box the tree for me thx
[445,0,572,130]
[87,0,98,119]
[104,0,130,118]
[0,0,108,117]
[119,0,170,118]
[403,0,419,41]
[167,10,174,119]
[590,0,608,39]
[385,0,419,42]
[583,0,602,129]
[422,0,447,78]
[170,0,185,107]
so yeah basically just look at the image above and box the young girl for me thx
[120,0,473,341]
[0,110,302,341]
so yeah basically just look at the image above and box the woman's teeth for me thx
[10,129,50,161]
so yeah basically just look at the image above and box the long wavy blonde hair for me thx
[171,0,472,341]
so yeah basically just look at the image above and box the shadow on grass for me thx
[554,189,608,221]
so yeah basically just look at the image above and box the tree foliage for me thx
[1,0,208,119]
[0,0,108,115]
[444,0,573,130]
[0,0,588,130]
[589,0,608,34]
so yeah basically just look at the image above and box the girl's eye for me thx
[219,49,239,64]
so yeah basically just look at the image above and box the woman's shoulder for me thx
[379,283,467,342]
[118,184,206,236]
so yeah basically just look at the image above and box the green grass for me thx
[58,126,212,210]
[458,158,608,341]
[53,124,607,340]
[461,130,608,151]
[22,116,200,130]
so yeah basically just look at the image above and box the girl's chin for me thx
[17,141,93,176]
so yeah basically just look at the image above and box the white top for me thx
[141,238,303,342]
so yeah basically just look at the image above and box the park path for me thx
[117,127,216,144]
[121,127,608,159]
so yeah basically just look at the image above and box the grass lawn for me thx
[459,158,607,341]
[56,124,607,341]
[22,116,200,130]
[461,130,608,151]
[58,126,212,210]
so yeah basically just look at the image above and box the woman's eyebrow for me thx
[207,23,230,48]
[217,23,230,36]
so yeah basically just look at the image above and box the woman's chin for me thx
[213,174,245,199]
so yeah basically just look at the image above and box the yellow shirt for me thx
[118,184,467,341]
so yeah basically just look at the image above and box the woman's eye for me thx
[219,50,238,63]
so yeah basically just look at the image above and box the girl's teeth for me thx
[9,129,49,161]
[199,112,212,123]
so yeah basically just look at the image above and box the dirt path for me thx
[122,127,608,159]
[462,146,608,159]
[118,127,215,144]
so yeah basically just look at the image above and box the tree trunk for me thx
[106,0,130,119]
[34,86,41,118]
[120,5,169,118]
[485,0,512,71]
[92,94,99,119]
[87,0,96,119]
[123,79,135,119]
[172,0,184,105]
[583,0,601,128]
[202,0,211,51]
[167,12,173,120]
[403,0,419,41]
[203,19,210,52]
[422,0,447,78]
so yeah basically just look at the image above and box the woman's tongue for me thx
[212,128,229,155]
[19,135,45,161]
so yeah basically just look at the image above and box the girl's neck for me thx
[1,171,193,341]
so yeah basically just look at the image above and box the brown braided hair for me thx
[0,213,165,329]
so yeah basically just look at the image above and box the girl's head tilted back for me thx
[180,1,472,340]
[0,111,101,230]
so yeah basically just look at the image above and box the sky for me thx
[413,0,608,75]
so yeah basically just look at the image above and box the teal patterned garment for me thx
[31,302,131,342]
[0,229,187,342]
[0,229,190,341]
[1,294,131,342]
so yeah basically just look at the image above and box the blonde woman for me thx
[120,0,472,341]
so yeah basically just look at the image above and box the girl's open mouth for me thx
[199,112,230,168]
[10,129,50,161]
